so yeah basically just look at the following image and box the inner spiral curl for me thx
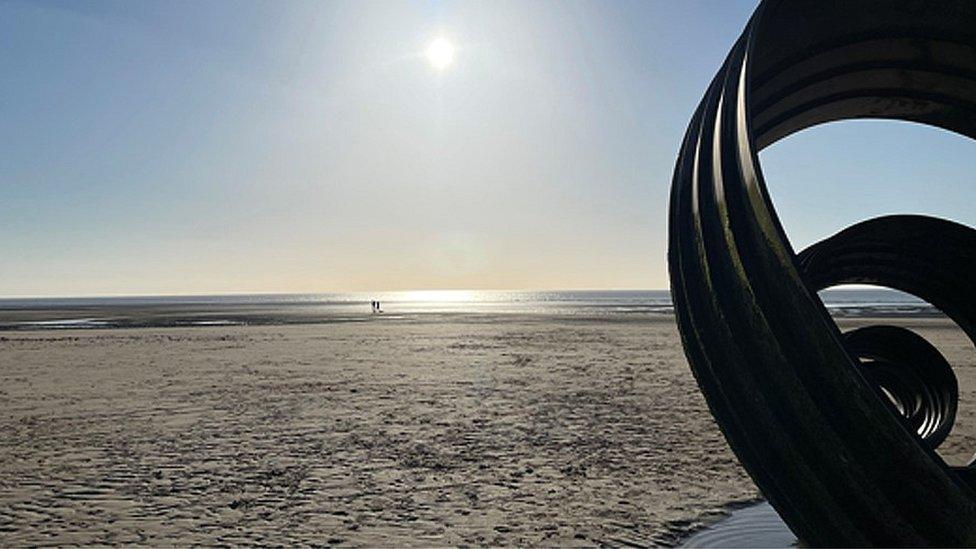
[842,325,958,449]
[796,214,976,450]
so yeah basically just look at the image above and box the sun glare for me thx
[425,37,456,70]
[402,290,474,302]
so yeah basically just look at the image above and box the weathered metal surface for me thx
[668,0,976,545]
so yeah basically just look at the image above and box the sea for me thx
[0,288,940,331]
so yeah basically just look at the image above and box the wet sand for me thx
[1,315,973,546]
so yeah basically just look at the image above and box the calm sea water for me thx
[0,288,936,330]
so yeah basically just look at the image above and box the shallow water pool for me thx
[681,501,796,548]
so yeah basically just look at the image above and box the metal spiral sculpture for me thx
[668,0,976,545]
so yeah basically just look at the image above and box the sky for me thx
[2,0,975,297]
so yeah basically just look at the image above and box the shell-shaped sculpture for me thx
[667,0,976,545]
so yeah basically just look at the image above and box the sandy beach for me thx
[1,315,973,546]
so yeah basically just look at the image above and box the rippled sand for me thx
[1,316,972,546]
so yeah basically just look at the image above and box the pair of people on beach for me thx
[370,300,382,313]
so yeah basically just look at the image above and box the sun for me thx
[425,37,456,71]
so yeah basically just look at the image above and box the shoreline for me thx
[0,309,952,333]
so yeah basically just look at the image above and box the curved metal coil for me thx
[668,0,976,545]
[797,215,976,342]
[842,325,958,449]
[796,214,976,450]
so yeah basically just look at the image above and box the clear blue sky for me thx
[2,0,974,296]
